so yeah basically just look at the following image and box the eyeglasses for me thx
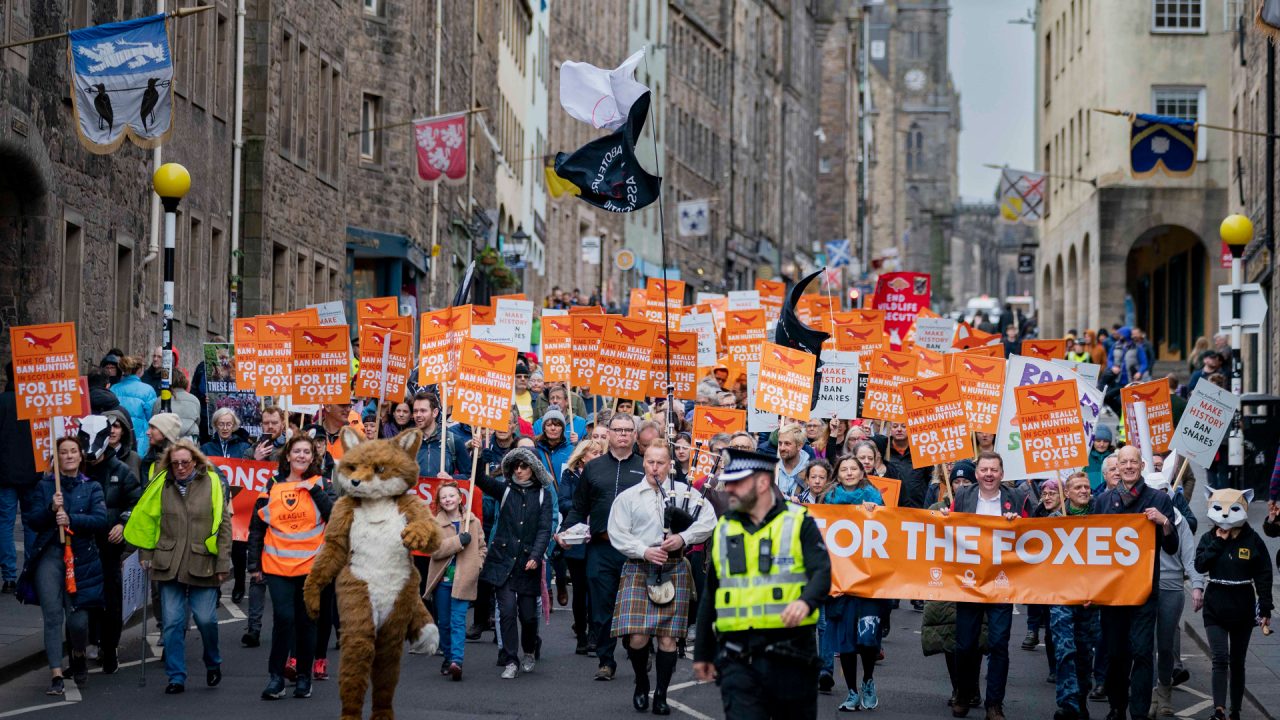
[514,461,531,470]
[608,426,635,433]
[172,459,194,468]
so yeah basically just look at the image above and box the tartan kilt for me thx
[611,558,693,638]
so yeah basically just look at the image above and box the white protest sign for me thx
[813,350,860,420]
[121,550,147,622]
[995,355,1104,481]
[680,312,718,368]
[728,290,761,311]
[1052,359,1101,387]
[914,317,956,352]
[695,292,725,304]
[746,361,780,433]
[308,300,347,327]
[471,323,517,346]
[1169,381,1239,467]
[495,298,534,353]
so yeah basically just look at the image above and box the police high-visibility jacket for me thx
[258,476,327,577]
[710,502,819,632]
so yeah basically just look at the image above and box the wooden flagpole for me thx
[463,428,484,532]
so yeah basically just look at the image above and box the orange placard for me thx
[628,288,648,319]
[832,322,887,371]
[807,504,1158,605]
[233,317,258,389]
[914,346,947,378]
[645,279,685,327]
[355,327,413,403]
[756,342,817,421]
[568,305,604,315]
[10,322,80,420]
[797,295,835,330]
[862,350,919,423]
[725,309,767,367]
[1121,379,1174,454]
[571,314,606,388]
[361,316,413,336]
[950,344,1005,365]
[867,475,902,509]
[955,354,1006,435]
[837,309,885,326]
[490,293,528,308]
[648,331,699,401]
[692,407,746,444]
[1014,379,1086,474]
[755,279,786,323]
[32,416,81,473]
[253,309,321,396]
[954,322,1001,350]
[450,338,517,431]
[356,296,399,322]
[1022,339,1068,361]
[900,375,971,468]
[291,325,352,405]
[418,307,471,386]
[540,314,573,383]
[591,318,659,400]
[471,304,496,325]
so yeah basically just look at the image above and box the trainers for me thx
[1021,630,1039,650]
[283,657,297,682]
[861,678,879,709]
[520,653,536,674]
[838,689,861,712]
[312,658,328,681]
[293,676,312,698]
[501,663,518,679]
[261,674,287,700]
[46,676,65,696]
[818,671,835,693]
[594,664,614,681]
[986,704,1006,720]
[448,662,462,681]
[86,645,99,661]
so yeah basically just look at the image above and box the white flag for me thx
[678,199,710,237]
[559,49,649,131]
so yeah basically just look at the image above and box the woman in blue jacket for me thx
[110,356,157,454]
[23,436,108,696]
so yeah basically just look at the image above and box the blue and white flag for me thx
[69,14,173,154]
[825,238,852,267]
[677,199,710,237]
[1129,113,1196,179]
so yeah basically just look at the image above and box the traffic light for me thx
[848,287,860,303]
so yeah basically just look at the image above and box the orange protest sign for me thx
[913,346,947,378]
[355,296,399,322]
[233,317,258,389]
[692,406,746,444]
[648,331,699,400]
[9,322,81,420]
[354,327,413,403]
[568,305,604,315]
[450,338,517,431]
[645,279,685,327]
[253,309,321,396]
[862,350,919,422]
[1022,339,1068,361]
[755,279,786,323]
[953,322,1001,350]
[950,344,1005,364]
[32,415,82,473]
[1014,379,1086,474]
[471,304,496,325]
[867,475,901,509]
[418,307,471,386]
[628,288,648,319]
[756,342,817,421]
[806,504,1157,605]
[361,316,413,336]
[955,354,1006,435]
[291,325,351,405]
[839,309,885,326]
[832,322,887,371]
[540,314,573,383]
[592,318,659,401]
[1121,379,1174,454]
[490,293,528,308]
[900,375,971,468]
[570,314,605,388]
[725,309,766,366]
[797,295,835,330]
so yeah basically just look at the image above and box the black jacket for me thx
[476,447,553,593]
[693,498,832,663]
[1196,524,1273,627]
[85,453,142,530]
[1092,481,1180,586]
[885,443,930,509]
[246,474,335,574]
[560,446,646,538]
[0,390,37,490]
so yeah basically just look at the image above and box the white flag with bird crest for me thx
[69,14,173,154]
[558,49,649,131]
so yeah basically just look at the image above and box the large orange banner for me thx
[418,307,471,386]
[806,505,1157,605]
[354,327,412,402]
[540,314,573,383]
[592,318,659,400]
[1015,379,1086,474]
[648,331,699,400]
[862,350,919,423]
[756,343,817,421]
[233,318,258,390]
[450,338,517,431]
[1121,379,1174,454]
[725,309,766,367]
[955,354,1006,435]
[291,326,352,405]
[900,375,971,468]
[570,314,606,388]
[10,322,81,420]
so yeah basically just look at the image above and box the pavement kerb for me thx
[0,612,146,687]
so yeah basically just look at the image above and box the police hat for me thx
[719,447,778,483]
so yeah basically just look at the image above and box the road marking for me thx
[667,697,715,720]
[1177,698,1213,718]
[220,597,246,620]
[1174,684,1210,700]
[666,680,706,693]
[0,683,81,717]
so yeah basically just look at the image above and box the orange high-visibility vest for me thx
[258,477,325,577]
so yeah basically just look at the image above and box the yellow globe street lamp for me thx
[1219,213,1254,488]
[152,163,191,411]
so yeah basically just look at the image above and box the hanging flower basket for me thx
[478,247,500,266]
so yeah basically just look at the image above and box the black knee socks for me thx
[840,653,860,691]
[654,650,678,697]
[859,647,877,681]
[629,644,650,692]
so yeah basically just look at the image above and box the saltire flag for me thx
[678,199,709,237]
[825,239,852,267]
[558,49,648,131]
[414,112,467,184]
[69,14,173,154]
[773,268,831,411]
[997,168,1046,225]
[553,92,661,213]
[1259,0,1280,39]
[1129,113,1197,179]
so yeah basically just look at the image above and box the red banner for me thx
[873,272,930,349]
[414,112,467,184]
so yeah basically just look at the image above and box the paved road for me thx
[0,587,1226,720]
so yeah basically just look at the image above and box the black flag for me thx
[552,92,661,213]
[773,268,831,410]
[452,261,476,307]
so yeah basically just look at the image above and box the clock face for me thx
[905,68,927,92]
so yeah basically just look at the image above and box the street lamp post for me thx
[1220,213,1254,490]
[152,163,191,413]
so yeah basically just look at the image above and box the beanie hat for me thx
[949,460,976,483]
[100,353,121,368]
[1041,479,1060,494]
[1093,425,1114,442]
[148,413,182,445]
[542,408,566,426]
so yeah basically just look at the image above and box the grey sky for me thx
[950,0,1036,202]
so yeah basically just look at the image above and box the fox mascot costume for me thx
[304,428,441,720]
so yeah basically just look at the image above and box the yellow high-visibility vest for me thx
[710,503,818,633]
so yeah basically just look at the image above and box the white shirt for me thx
[607,476,717,561]
[976,491,1002,517]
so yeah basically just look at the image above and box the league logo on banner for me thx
[900,375,971,468]
[414,112,467,184]
[69,14,173,154]
[677,199,710,237]
[1014,380,1086,474]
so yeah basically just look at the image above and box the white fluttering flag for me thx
[558,49,649,131]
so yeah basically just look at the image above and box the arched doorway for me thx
[1065,246,1079,335]
[1126,224,1209,362]
[0,144,49,359]
[1041,264,1055,337]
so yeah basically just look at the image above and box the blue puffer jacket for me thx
[111,375,157,455]
[24,473,109,609]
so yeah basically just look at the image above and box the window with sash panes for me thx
[1152,0,1203,32]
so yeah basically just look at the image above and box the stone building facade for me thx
[949,202,1037,310]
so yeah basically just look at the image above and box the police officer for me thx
[692,448,831,720]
